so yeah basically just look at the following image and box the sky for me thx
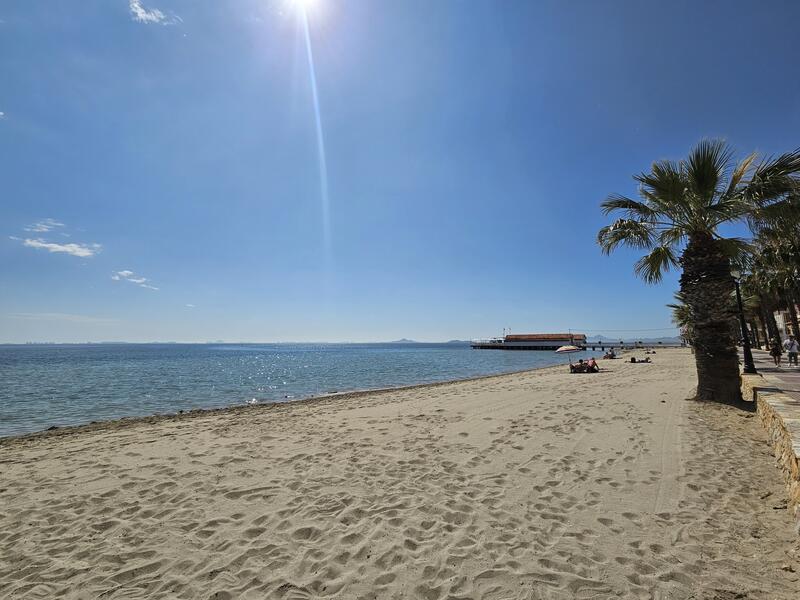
[1,0,799,343]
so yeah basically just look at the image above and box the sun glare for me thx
[292,0,319,14]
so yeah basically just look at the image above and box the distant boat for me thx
[471,333,587,351]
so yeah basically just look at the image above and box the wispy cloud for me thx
[129,0,181,25]
[185,303,196,308]
[0,111,5,119]
[22,238,101,257]
[24,218,65,233]
[112,270,159,291]
[12,219,101,258]
[8,312,118,324]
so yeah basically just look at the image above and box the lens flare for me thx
[298,3,331,254]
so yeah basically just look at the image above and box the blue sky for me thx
[2,0,799,343]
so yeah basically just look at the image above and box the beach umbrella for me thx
[555,345,581,363]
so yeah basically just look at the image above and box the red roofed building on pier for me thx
[471,333,587,350]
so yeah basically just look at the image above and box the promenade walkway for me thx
[749,348,800,401]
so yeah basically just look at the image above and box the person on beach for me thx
[769,338,783,367]
[783,334,799,366]
[571,358,599,373]
[570,359,589,373]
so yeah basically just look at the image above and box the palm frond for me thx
[597,219,656,254]
[656,226,686,248]
[749,193,800,231]
[667,301,692,329]
[715,237,753,271]
[745,147,800,205]
[705,197,751,226]
[684,139,733,203]
[600,194,659,221]
[633,246,679,284]
[635,160,687,207]
[722,151,757,200]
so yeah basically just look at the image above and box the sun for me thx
[282,0,328,21]
[292,0,319,13]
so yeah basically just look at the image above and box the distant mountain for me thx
[388,338,419,344]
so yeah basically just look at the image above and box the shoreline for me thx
[5,348,799,598]
[1,355,602,445]
[3,348,798,598]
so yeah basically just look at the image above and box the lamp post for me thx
[731,270,758,375]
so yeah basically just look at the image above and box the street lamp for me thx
[731,269,758,375]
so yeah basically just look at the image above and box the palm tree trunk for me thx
[767,303,782,344]
[757,312,769,349]
[680,233,741,404]
[787,294,800,337]
[759,295,779,342]
[749,321,760,347]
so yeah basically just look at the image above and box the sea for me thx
[0,342,592,437]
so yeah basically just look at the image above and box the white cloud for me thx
[22,238,101,258]
[129,0,164,23]
[185,303,196,308]
[129,1,181,25]
[0,111,5,119]
[24,218,65,233]
[8,312,117,324]
[112,270,159,291]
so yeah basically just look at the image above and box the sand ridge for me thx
[1,349,799,599]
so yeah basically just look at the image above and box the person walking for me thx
[770,337,783,367]
[783,334,799,366]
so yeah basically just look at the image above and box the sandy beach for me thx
[1,348,799,599]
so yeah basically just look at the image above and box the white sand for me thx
[1,348,798,599]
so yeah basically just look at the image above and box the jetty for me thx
[471,333,685,351]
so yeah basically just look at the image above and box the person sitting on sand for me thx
[571,359,600,374]
[570,359,588,373]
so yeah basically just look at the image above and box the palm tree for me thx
[752,226,800,337]
[742,268,784,344]
[740,290,765,348]
[598,140,800,404]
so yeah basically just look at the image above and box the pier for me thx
[583,341,686,351]
[471,332,686,351]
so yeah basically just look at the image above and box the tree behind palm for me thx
[598,140,800,404]
[752,225,800,338]
[667,292,694,346]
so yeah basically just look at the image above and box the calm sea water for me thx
[0,343,591,437]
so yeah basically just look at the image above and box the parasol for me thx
[555,345,582,364]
